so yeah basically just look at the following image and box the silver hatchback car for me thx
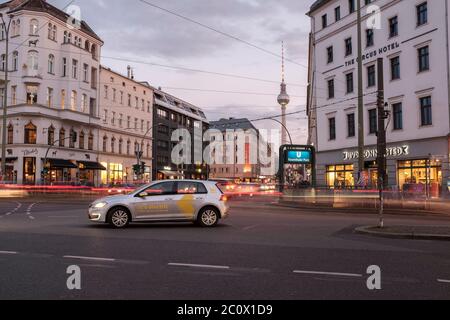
[88,180,230,228]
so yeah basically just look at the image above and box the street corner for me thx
[355,225,450,241]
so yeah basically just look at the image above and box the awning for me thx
[77,161,106,171]
[46,159,78,169]
[0,157,18,163]
[159,170,184,177]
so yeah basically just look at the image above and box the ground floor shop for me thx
[316,137,449,197]
[98,155,152,186]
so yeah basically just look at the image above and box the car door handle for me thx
[195,197,204,201]
[165,198,173,201]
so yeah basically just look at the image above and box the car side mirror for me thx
[138,192,148,198]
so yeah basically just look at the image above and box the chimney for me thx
[127,65,131,79]
[131,68,134,80]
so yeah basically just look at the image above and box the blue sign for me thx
[286,150,312,164]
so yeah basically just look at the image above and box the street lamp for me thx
[269,118,293,145]
[0,13,13,183]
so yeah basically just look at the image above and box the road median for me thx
[355,225,450,241]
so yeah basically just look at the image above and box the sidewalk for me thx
[355,225,450,241]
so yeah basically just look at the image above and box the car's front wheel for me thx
[197,207,219,227]
[107,207,130,229]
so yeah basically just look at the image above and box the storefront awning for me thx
[77,161,106,171]
[46,159,78,169]
[159,170,184,177]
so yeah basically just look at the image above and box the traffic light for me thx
[132,164,141,175]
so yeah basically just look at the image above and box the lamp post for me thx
[0,13,13,183]
[269,118,293,145]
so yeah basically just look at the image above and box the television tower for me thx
[277,42,290,146]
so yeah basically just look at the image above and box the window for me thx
[112,89,117,102]
[48,54,55,74]
[127,94,131,107]
[83,64,89,82]
[418,46,429,72]
[127,140,131,155]
[366,29,374,47]
[62,57,67,77]
[135,96,139,109]
[26,85,38,104]
[30,19,38,36]
[417,2,428,26]
[61,89,65,109]
[112,112,116,126]
[392,103,403,130]
[369,109,377,134]
[103,136,108,152]
[326,165,355,189]
[111,137,116,153]
[144,182,176,196]
[335,6,341,22]
[0,23,4,40]
[347,113,355,137]
[0,54,5,71]
[322,14,327,29]
[177,182,208,195]
[329,118,336,140]
[79,131,85,150]
[47,87,53,108]
[11,86,17,105]
[367,65,376,87]
[157,108,168,119]
[420,96,432,126]
[7,124,13,144]
[27,50,38,75]
[63,31,68,43]
[349,0,355,14]
[69,129,76,148]
[88,132,94,151]
[391,56,400,80]
[389,16,398,38]
[345,38,352,56]
[59,128,65,147]
[15,19,20,36]
[398,160,442,193]
[47,126,55,146]
[70,90,77,110]
[134,118,138,130]
[346,72,354,94]
[327,46,333,64]
[120,91,124,104]
[81,94,87,113]
[127,116,131,129]
[52,25,57,41]
[141,119,144,131]
[48,23,54,40]
[104,85,108,99]
[327,79,335,99]
[72,59,78,79]
[24,122,37,144]
[12,51,18,71]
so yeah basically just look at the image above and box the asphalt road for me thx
[0,196,450,300]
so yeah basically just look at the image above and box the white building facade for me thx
[307,0,450,196]
[0,0,104,185]
[98,66,153,185]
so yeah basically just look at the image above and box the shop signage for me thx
[21,148,38,156]
[345,42,400,67]
[343,145,410,161]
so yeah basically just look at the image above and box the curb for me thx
[354,226,450,241]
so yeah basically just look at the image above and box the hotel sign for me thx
[343,145,410,161]
[345,42,400,67]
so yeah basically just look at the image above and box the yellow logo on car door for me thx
[177,194,195,218]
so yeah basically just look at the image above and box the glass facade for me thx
[398,160,442,196]
[326,165,355,189]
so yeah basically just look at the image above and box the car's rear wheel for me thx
[197,207,219,227]
[107,207,130,229]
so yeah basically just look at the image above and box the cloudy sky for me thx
[49,0,313,143]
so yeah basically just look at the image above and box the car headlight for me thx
[93,202,107,209]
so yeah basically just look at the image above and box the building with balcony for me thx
[0,0,104,185]
[307,0,450,196]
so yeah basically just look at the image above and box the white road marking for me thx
[2,202,22,217]
[293,270,363,278]
[168,263,230,270]
[0,251,18,255]
[437,279,450,284]
[63,255,116,262]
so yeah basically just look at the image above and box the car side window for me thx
[144,182,176,196]
[177,182,208,195]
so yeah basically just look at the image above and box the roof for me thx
[1,0,102,42]
[210,118,257,131]
[307,0,333,16]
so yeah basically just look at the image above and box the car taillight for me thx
[220,195,228,202]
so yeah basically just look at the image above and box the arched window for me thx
[70,90,77,110]
[79,131,85,150]
[74,36,78,45]
[11,21,16,37]
[111,137,116,154]
[68,32,72,43]
[30,19,39,36]
[63,31,68,43]
[59,128,65,147]
[7,124,13,144]
[88,132,94,150]
[52,25,57,40]
[47,125,55,146]
[119,139,123,155]
[77,37,82,47]
[48,23,52,39]
[24,122,37,144]
[12,51,18,71]
[127,140,131,155]
[15,19,20,36]
[85,40,90,52]
[69,129,76,148]
[27,50,38,75]
[48,54,55,74]
[91,44,97,59]
[103,136,108,152]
